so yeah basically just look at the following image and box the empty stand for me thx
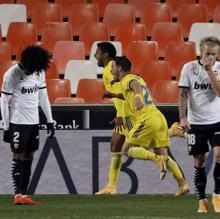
[152,80,179,104]
[200,0,220,21]
[45,60,59,79]
[0,0,14,2]
[0,4,27,37]
[151,22,183,57]
[41,22,73,54]
[79,22,109,56]
[76,78,105,103]
[188,22,220,56]
[103,3,135,36]
[64,60,97,94]
[114,23,147,55]
[68,3,99,36]
[32,3,63,36]
[177,4,208,39]
[139,60,171,90]
[46,79,71,103]
[214,4,220,23]
[139,3,172,37]
[6,22,37,58]
[164,41,196,79]
[55,97,85,103]
[127,41,158,75]
[53,41,85,74]
[0,42,11,62]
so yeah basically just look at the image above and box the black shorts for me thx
[9,123,39,153]
[187,122,220,156]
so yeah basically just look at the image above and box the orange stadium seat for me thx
[46,79,71,103]
[214,4,220,23]
[53,41,85,74]
[152,80,179,104]
[114,23,147,55]
[0,42,11,62]
[90,97,113,103]
[127,41,158,75]
[55,0,86,18]
[103,3,135,36]
[16,0,48,20]
[200,0,220,21]
[165,0,196,18]
[0,25,2,41]
[41,22,73,54]
[92,0,124,18]
[79,22,109,56]
[164,41,196,79]
[0,0,14,2]
[55,97,85,103]
[139,3,172,37]
[68,3,99,36]
[177,4,208,39]
[6,22,37,58]
[45,60,59,79]
[139,60,171,90]
[32,3,63,37]
[76,79,105,103]
[151,22,183,57]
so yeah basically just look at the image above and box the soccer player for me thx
[179,36,220,213]
[98,54,189,196]
[1,45,55,205]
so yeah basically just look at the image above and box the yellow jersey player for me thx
[104,56,190,196]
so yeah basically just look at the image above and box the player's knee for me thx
[24,152,34,160]
[13,153,25,160]
[194,154,206,167]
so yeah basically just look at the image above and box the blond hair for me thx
[200,36,220,53]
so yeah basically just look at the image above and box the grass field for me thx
[0,195,218,219]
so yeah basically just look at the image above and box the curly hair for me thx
[20,45,51,74]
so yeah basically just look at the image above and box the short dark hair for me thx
[20,45,51,74]
[114,56,132,72]
[97,42,116,58]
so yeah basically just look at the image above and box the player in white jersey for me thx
[179,36,220,213]
[1,45,54,205]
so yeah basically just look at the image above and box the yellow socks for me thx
[108,152,123,186]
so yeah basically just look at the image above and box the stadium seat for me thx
[103,3,135,36]
[0,4,27,37]
[6,22,37,58]
[152,80,179,104]
[32,3,63,37]
[139,3,172,37]
[164,41,196,79]
[55,97,85,104]
[139,60,171,90]
[53,41,85,74]
[41,22,73,54]
[64,60,97,94]
[92,0,123,18]
[0,25,2,41]
[89,41,122,75]
[76,78,105,103]
[0,0,14,2]
[199,0,220,21]
[165,0,196,18]
[214,4,220,23]
[90,97,113,103]
[127,41,158,75]
[177,4,208,39]
[68,3,99,36]
[127,0,160,18]
[16,0,48,20]
[0,42,11,62]
[114,23,147,55]
[45,60,59,79]
[46,79,71,103]
[55,0,86,18]
[151,22,183,57]
[188,22,220,56]
[79,22,109,56]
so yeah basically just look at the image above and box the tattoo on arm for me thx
[178,88,189,119]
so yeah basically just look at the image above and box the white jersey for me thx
[1,64,46,125]
[179,60,220,124]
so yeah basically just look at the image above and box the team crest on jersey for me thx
[14,143,19,149]
[35,74,40,81]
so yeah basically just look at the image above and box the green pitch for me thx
[0,195,218,219]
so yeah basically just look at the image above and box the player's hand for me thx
[103,91,116,99]
[203,57,214,72]
[134,94,144,111]
[180,117,191,132]
[47,123,55,138]
[3,130,10,143]
[110,117,125,133]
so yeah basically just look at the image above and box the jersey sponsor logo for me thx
[21,84,38,94]
[194,82,212,90]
